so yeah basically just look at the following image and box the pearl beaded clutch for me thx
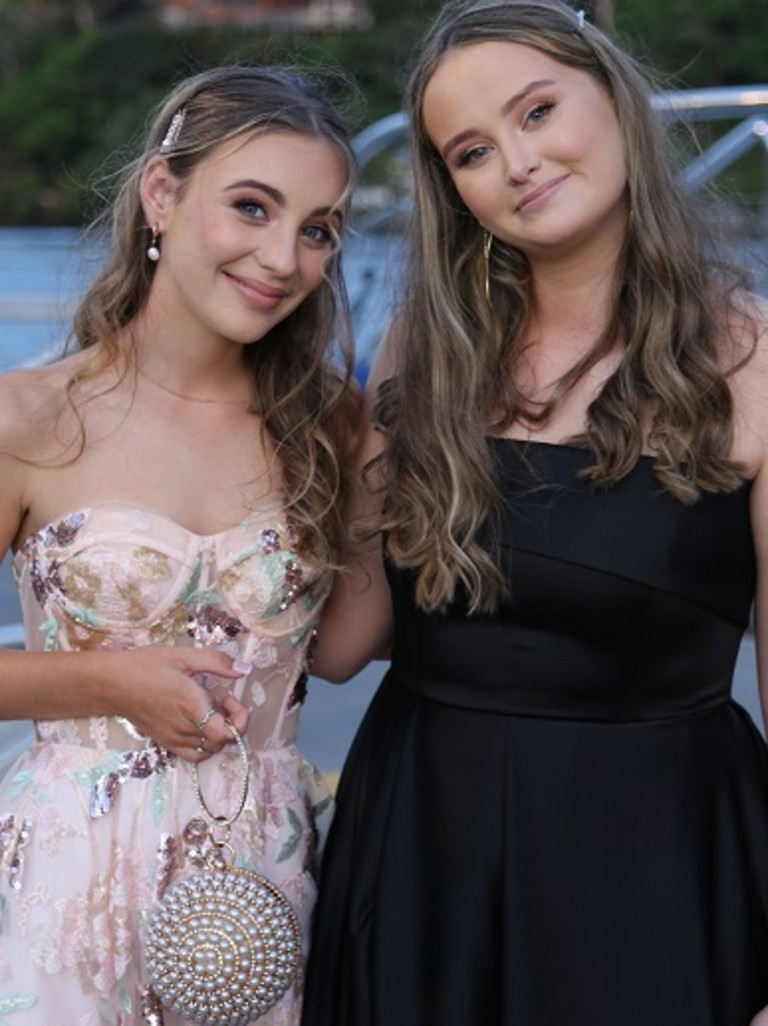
[143,724,301,1026]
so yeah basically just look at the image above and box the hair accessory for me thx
[483,230,493,304]
[143,722,301,1025]
[576,9,586,29]
[160,108,186,153]
[146,226,161,263]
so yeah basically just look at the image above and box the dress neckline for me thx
[15,498,284,553]
[488,437,655,460]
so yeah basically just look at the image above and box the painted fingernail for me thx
[233,660,252,676]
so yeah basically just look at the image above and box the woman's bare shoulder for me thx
[0,351,92,457]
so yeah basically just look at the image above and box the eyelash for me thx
[302,224,334,246]
[524,101,555,127]
[233,199,334,246]
[456,146,492,169]
[233,198,267,219]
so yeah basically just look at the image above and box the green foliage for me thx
[0,0,764,225]
[615,0,768,87]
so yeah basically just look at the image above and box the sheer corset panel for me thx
[11,502,330,752]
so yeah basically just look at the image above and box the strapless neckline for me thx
[15,498,284,554]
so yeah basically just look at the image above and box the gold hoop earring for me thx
[483,230,493,303]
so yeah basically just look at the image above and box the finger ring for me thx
[197,708,217,734]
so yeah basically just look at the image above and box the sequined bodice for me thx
[12,502,330,751]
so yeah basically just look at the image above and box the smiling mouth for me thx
[227,273,288,309]
[516,174,570,212]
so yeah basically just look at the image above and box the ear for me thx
[140,156,178,230]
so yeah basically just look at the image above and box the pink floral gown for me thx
[0,502,333,1025]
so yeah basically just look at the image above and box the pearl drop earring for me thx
[147,226,161,263]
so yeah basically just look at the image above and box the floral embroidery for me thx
[153,833,178,902]
[0,816,32,891]
[260,528,281,554]
[0,993,38,1016]
[277,808,303,863]
[39,511,86,549]
[26,843,151,997]
[186,604,244,646]
[29,557,64,607]
[4,505,329,1020]
[280,558,303,611]
[90,745,177,819]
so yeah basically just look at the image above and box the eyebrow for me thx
[439,78,556,160]
[225,179,343,222]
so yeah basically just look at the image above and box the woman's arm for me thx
[0,371,249,761]
[735,296,768,735]
[309,328,402,683]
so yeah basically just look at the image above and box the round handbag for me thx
[143,724,302,1026]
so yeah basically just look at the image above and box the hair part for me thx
[376,0,755,614]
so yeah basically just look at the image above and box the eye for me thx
[301,223,334,246]
[524,101,555,128]
[455,144,493,169]
[233,198,268,220]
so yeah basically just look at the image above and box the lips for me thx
[516,173,570,212]
[227,272,288,311]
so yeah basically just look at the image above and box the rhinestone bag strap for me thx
[193,722,249,867]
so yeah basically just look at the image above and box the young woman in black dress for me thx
[302,2,768,1023]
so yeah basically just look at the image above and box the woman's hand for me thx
[104,646,252,763]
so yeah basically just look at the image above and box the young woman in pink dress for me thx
[0,64,358,1025]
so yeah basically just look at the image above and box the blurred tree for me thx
[0,0,766,224]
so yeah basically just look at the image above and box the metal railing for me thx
[351,85,768,232]
[1,84,767,659]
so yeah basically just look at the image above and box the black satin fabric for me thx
[302,440,768,1026]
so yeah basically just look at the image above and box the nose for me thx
[500,134,540,185]
[258,224,298,279]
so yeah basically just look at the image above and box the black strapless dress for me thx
[302,440,768,1026]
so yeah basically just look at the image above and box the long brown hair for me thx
[377,0,756,613]
[69,64,359,569]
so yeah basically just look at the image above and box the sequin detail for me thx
[0,814,33,891]
[281,558,303,611]
[5,502,331,1017]
[90,745,177,819]
[22,511,86,605]
[37,510,86,549]
[154,833,178,902]
[182,817,212,870]
[260,528,281,554]
[140,984,165,1025]
[187,604,244,646]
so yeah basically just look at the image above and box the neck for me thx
[135,363,253,406]
[529,261,618,349]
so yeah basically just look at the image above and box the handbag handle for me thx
[192,721,249,860]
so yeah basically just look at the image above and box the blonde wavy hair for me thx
[375,0,757,614]
[68,64,359,570]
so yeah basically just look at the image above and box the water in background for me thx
[0,225,396,776]
[0,225,401,377]
[0,225,764,757]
